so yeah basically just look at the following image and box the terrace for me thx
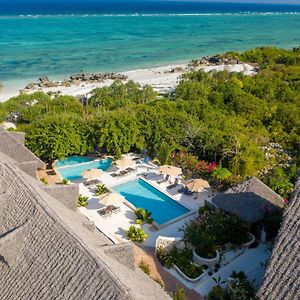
[59,153,277,298]
[77,155,210,246]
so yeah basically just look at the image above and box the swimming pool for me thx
[56,157,113,181]
[55,156,93,168]
[113,179,189,225]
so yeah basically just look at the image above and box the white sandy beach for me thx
[0,62,257,102]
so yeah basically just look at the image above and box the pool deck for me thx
[78,161,210,247]
[76,156,271,299]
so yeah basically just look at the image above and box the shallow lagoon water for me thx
[0,2,299,87]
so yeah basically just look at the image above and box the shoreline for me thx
[0,61,258,103]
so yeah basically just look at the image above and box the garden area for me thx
[181,206,252,260]
[154,205,257,286]
[207,271,256,300]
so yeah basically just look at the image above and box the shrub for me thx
[172,288,187,300]
[77,194,89,207]
[156,247,176,268]
[228,271,256,299]
[136,219,143,225]
[194,232,218,258]
[95,184,108,196]
[264,211,283,240]
[135,208,153,224]
[212,167,232,182]
[182,206,249,256]
[153,277,164,288]
[126,225,148,243]
[207,285,225,300]
[62,178,69,185]
[40,178,48,185]
[157,246,204,279]
[139,259,150,275]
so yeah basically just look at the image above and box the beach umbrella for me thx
[186,179,210,192]
[159,165,182,177]
[82,168,104,180]
[100,193,124,206]
[115,157,134,170]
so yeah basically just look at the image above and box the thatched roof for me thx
[257,177,300,300]
[0,127,45,177]
[0,153,170,300]
[8,131,25,145]
[211,177,284,223]
[42,184,79,211]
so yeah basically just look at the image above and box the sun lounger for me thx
[140,172,149,179]
[157,174,170,184]
[97,207,113,218]
[157,178,167,184]
[112,206,121,214]
[132,157,140,161]
[178,187,193,195]
[167,179,179,190]
[119,170,128,176]
[97,205,120,218]
[111,173,118,178]
[125,167,135,173]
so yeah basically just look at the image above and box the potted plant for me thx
[242,233,255,249]
[193,232,220,266]
[126,225,148,243]
[95,184,108,196]
[135,208,153,225]
[77,194,88,207]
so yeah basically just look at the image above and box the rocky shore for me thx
[0,57,259,102]
[189,55,260,71]
[23,72,128,91]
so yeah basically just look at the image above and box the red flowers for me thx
[284,198,289,205]
[197,160,217,173]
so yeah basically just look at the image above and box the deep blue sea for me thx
[0,1,299,89]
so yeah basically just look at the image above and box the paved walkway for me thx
[194,244,271,296]
[134,245,204,300]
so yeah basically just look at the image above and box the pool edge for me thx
[111,177,196,230]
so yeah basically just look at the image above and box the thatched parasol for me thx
[115,157,134,170]
[100,193,125,206]
[159,165,182,177]
[82,168,104,180]
[186,179,210,192]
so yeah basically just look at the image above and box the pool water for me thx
[55,156,93,168]
[113,179,189,225]
[56,157,113,181]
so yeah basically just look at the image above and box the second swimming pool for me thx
[56,157,113,181]
[113,178,189,225]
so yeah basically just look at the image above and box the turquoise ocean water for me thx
[0,1,299,89]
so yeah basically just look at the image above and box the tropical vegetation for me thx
[172,288,187,300]
[77,194,89,207]
[156,245,204,279]
[138,259,150,275]
[207,271,256,300]
[182,206,250,258]
[125,225,148,242]
[95,184,109,196]
[135,208,153,225]
[0,47,299,197]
